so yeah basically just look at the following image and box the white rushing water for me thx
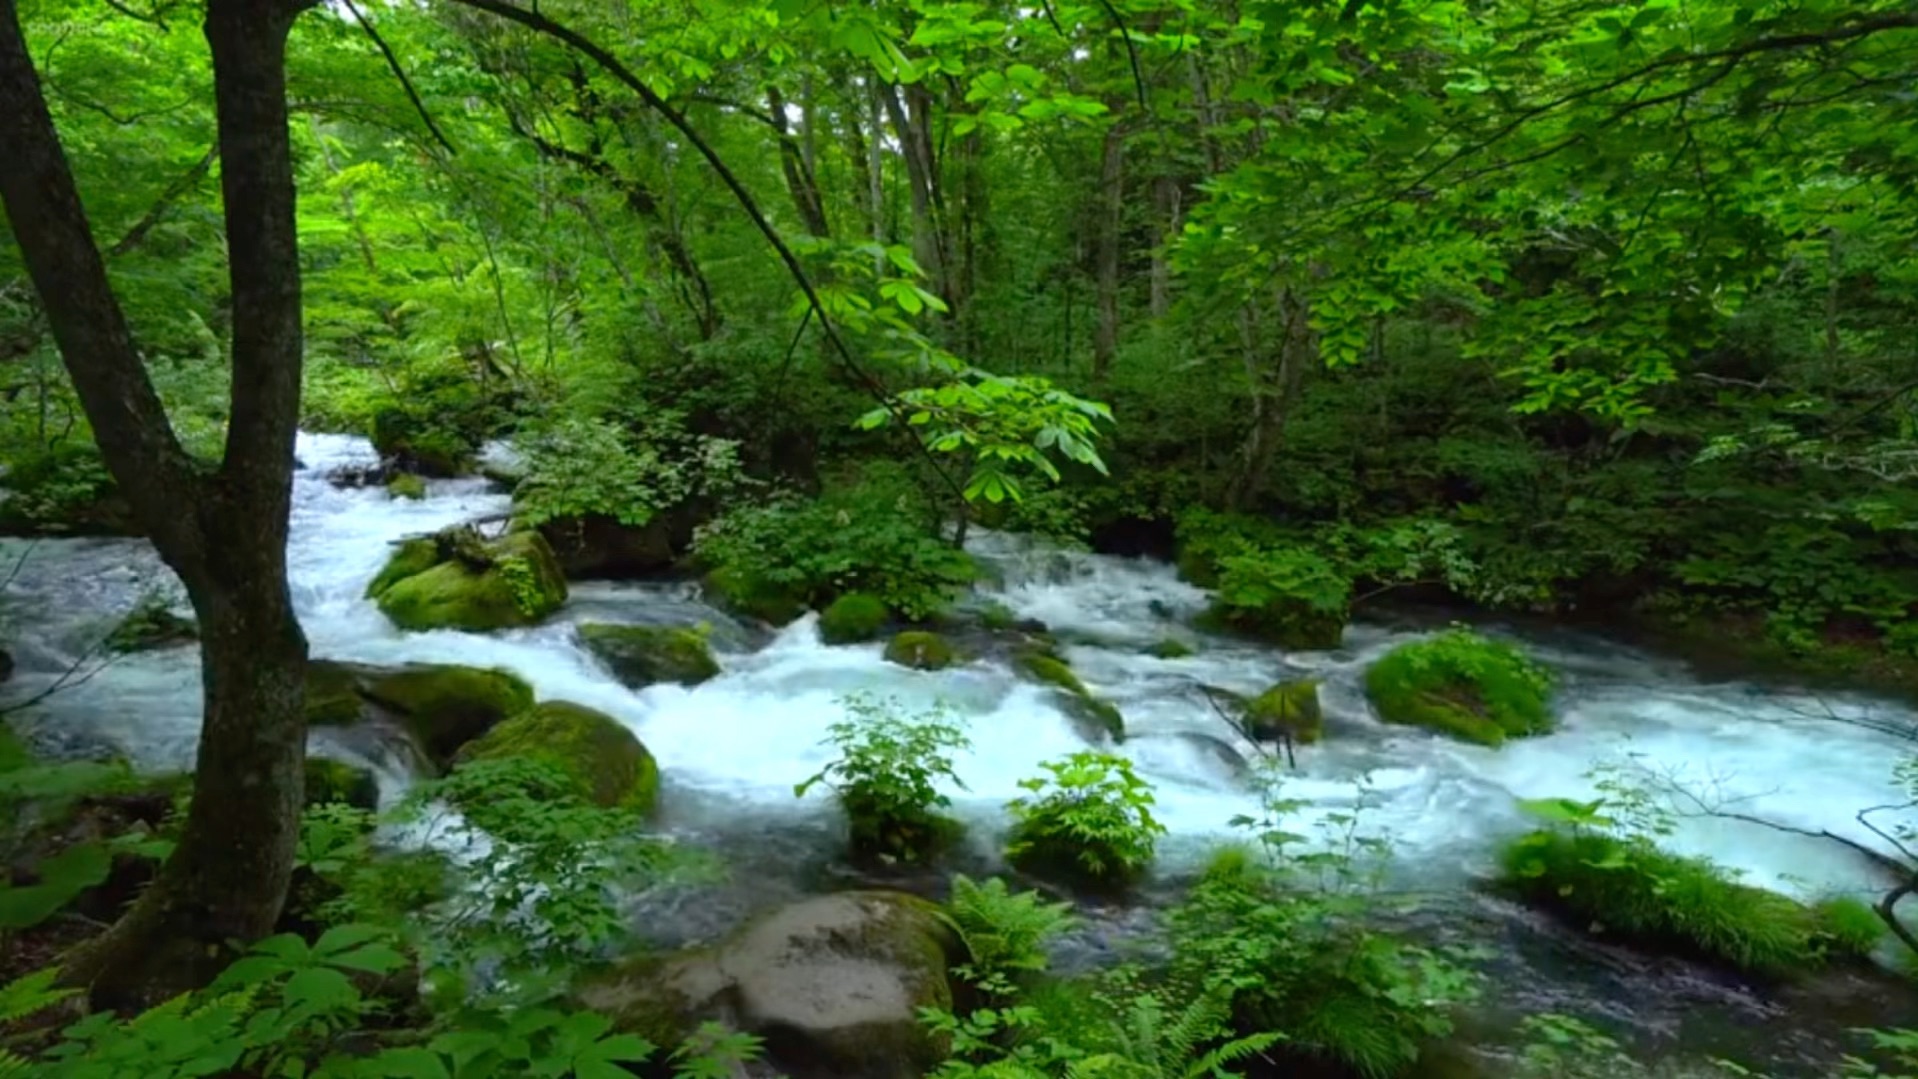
[1,432,1910,906]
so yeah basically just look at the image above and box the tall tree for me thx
[0,0,315,1004]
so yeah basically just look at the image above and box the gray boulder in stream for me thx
[578,623,720,689]
[304,659,535,769]
[577,891,959,1079]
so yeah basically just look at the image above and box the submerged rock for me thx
[578,623,720,689]
[368,527,568,633]
[536,509,701,580]
[883,631,958,671]
[578,891,959,1079]
[306,659,535,768]
[1014,649,1124,743]
[453,700,658,813]
[1245,679,1323,744]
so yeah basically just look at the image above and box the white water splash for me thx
[0,432,1908,903]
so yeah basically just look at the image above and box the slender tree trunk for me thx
[1226,288,1316,510]
[1092,121,1126,380]
[0,0,313,1006]
[1150,174,1179,319]
[768,85,831,238]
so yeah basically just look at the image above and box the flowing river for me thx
[3,432,1914,1075]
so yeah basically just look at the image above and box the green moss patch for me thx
[1014,650,1125,743]
[577,623,720,689]
[454,700,659,813]
[387,473,427,500]
[370,529,568,632]
[304,758,379,811]
[818,592,890,644]
[359,664,535,766]
[1500,828,1846,975]
[1146,638,1194,659]
[883,630,959,671]
[1245,679,1322,744]
[1363,628,1553,746]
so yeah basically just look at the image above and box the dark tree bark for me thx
[1226,288,1316,510]
[1091,120,1126,380]
[0,0,313,1006]
[767,84,831,239]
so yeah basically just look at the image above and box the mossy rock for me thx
[884,631,958,671]
[364,537,441,600]
[1015,650,1124,743]
[358,664,536,766]
[371,408,478,477]
[1147,638,1195,659]
[387,473,427,501]
[578,623,720,689]
[104,600,198,654]
[372,530,568,632]
[304,758,379,811]
[705,565,805,626]
[818,592,890,645]
[304,660,372,727]
[454,701,659,813]
[1363,629,1553,746]
[577,891,958,1077]
[1245,679,1322,744]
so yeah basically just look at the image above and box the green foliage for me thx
[1005,752,1165,891]
[387,472,427,500]
[1501,792,1848,975]
[1171,767,1477,1078]
[1814,895,1889,958]
[939,874,1076,998]
[795,693,970,864]
[511,414,742,530]
[495,555,543,617]
[696,470,977,621]
[1364,628,1555,745]
[1511,1014,1642,1079]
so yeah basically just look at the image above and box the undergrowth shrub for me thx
[938,874,1076,999]
[1005,752,1165,892]
[695,466,976,621]
[511,412,743,530]
[1500,795,1864,975]
[1169,767,1478,1078]
[1363,626,1554,745]
[796,694,970,865]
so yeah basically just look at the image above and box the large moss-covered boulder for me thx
[1245,679,1322,744]
[535,506,710,580]
[369,529,568,632]
[1014,650,1124,743]
[1364,628,1554,746]
[705,565,806,626]
[454,701,658,813]
[578,623,720,690]
[307,660,535,767]
[104,598,198,654]
[577,891,959,1078]
[304,758,379,811]
[818,592,890,645]
[883,631,958,671]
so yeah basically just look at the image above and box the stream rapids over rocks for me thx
[4,432,1916,1075]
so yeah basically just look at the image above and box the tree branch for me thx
[339,0,456,156]
[108,141,220,257]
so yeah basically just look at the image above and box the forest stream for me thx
[5,432,1915,1076]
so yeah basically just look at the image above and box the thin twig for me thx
[340,0,458,156]
[0,639,120,717]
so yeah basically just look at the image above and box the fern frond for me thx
[1184,1031,1283,1079]
[0,968,73,1025]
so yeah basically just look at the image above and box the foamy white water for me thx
[0,432,1908,904]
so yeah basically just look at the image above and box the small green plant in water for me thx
[1005,751,1165,891]
[796,693,971,865]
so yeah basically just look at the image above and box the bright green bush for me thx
[938,874,1076,997]
[1364,627,1554,745]
[511,413,742,530]
[695,470,976,622]
[796,694,970,865]
[1005,752,1164,892]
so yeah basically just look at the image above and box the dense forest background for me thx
[2,0,1915,671]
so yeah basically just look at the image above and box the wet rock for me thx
[818,593,889,645]
[371,408,478,477]
[323,461,394,490]
[1364,629,1553,746]
[1146,638,1194,659]
[453,700,658,813]
[1245,679,1323,744]
[367,527,568,633]
[386,473,427,501]
[578,891,959,1079]
[104,598,198,654]
[0,647,11,685]
[883,631,958,671]
[1014,650,1124,742]
[536,509,701,580]
[306,659,535,768]
[578,623,720,689]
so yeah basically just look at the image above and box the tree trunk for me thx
[1226,288,1316,510]
[1092,121,1126,380]
[0,0,313,1006]
[768,84,831,239]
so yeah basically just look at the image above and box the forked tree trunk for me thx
[0,0,313,1007]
